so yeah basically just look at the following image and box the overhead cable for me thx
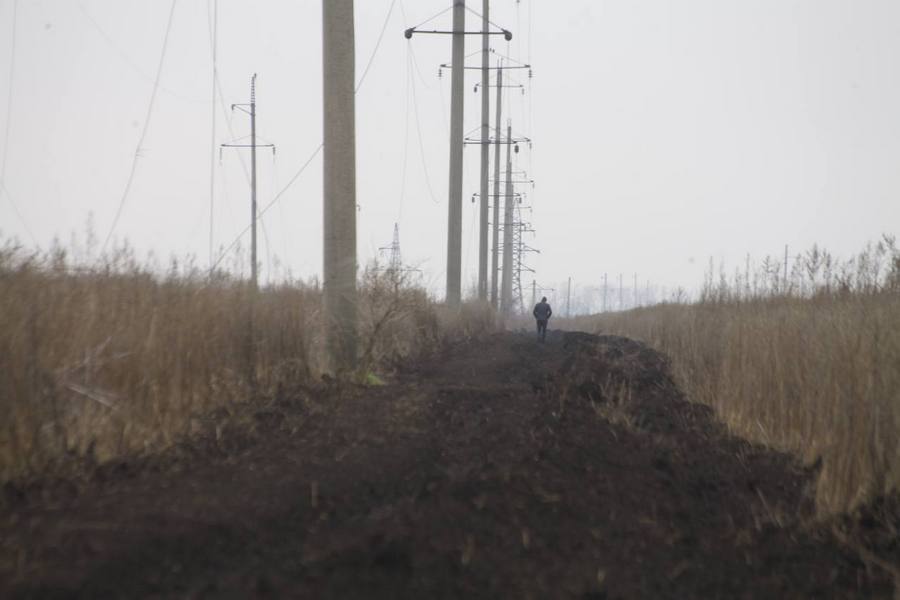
[101,0,179,253]
[210,0,401,273]
[0,0,36,245]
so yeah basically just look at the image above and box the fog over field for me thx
[1,0,898,297]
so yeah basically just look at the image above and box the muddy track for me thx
[0,331,895,598]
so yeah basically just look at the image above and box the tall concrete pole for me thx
[323,0,358,372]
[250,74,258,290]
[445,0,465,306]
[500,122,514,315]
[490,63,503,308]
[477,0,490,301]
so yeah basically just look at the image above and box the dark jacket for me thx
[533,301,552,321]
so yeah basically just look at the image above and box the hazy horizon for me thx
[1,0,898,306]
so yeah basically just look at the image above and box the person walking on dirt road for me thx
[533,297,552,342]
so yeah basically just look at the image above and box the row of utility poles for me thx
[334,0,535,369]
[542,274,661,317]
[227,1,532,373]
[407,0,529,314]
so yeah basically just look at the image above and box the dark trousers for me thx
[536,319,548,341]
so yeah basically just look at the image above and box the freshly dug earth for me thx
[0,331,896,598]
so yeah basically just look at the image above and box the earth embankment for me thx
[0,331,895,598]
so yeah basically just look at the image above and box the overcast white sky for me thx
[1,0,898,304]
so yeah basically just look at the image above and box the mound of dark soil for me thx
[0,331,896,598]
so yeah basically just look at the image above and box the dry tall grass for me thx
[0,238,487,481]
[571,238,900,515]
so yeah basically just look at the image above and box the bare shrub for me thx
[357,263,441,375]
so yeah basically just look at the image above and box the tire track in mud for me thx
[0,331,895,598]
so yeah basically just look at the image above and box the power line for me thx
[356,0,398,94]
[408,50,439,205]
[210,0,401,275]
[0,0,36,246]
[398,39,411,222]
[1,0,18,184]
[77,2,199,103]
[1,184,36,246]
[400,1,435,91]
[204,0,268,275]
[210,143,320,273]
[400,0,447,209]
[101,0,179,252]
[406,5,452,32]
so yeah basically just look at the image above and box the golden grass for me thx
[570,238,900,515]
[0,239,487,481]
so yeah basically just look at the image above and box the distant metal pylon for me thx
[380,222,402,274]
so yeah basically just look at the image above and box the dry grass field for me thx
[570,238,900,514]
[3,234,898,521]
[0,238,494,482]
[2,238,899,595]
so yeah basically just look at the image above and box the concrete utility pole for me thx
[220,75,276,387]
[473,62,528,312]
[566,276,572,317]
[532,279,536,309]
[250,76,258,290]
[406,10,512,308]
[500,122,514,315]
[445,0,465,306]
[490,63,503,308]
[221,75,274,290]
[477,0,490,301]
[323,0,358,372]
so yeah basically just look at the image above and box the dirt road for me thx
[1,331,895,598]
